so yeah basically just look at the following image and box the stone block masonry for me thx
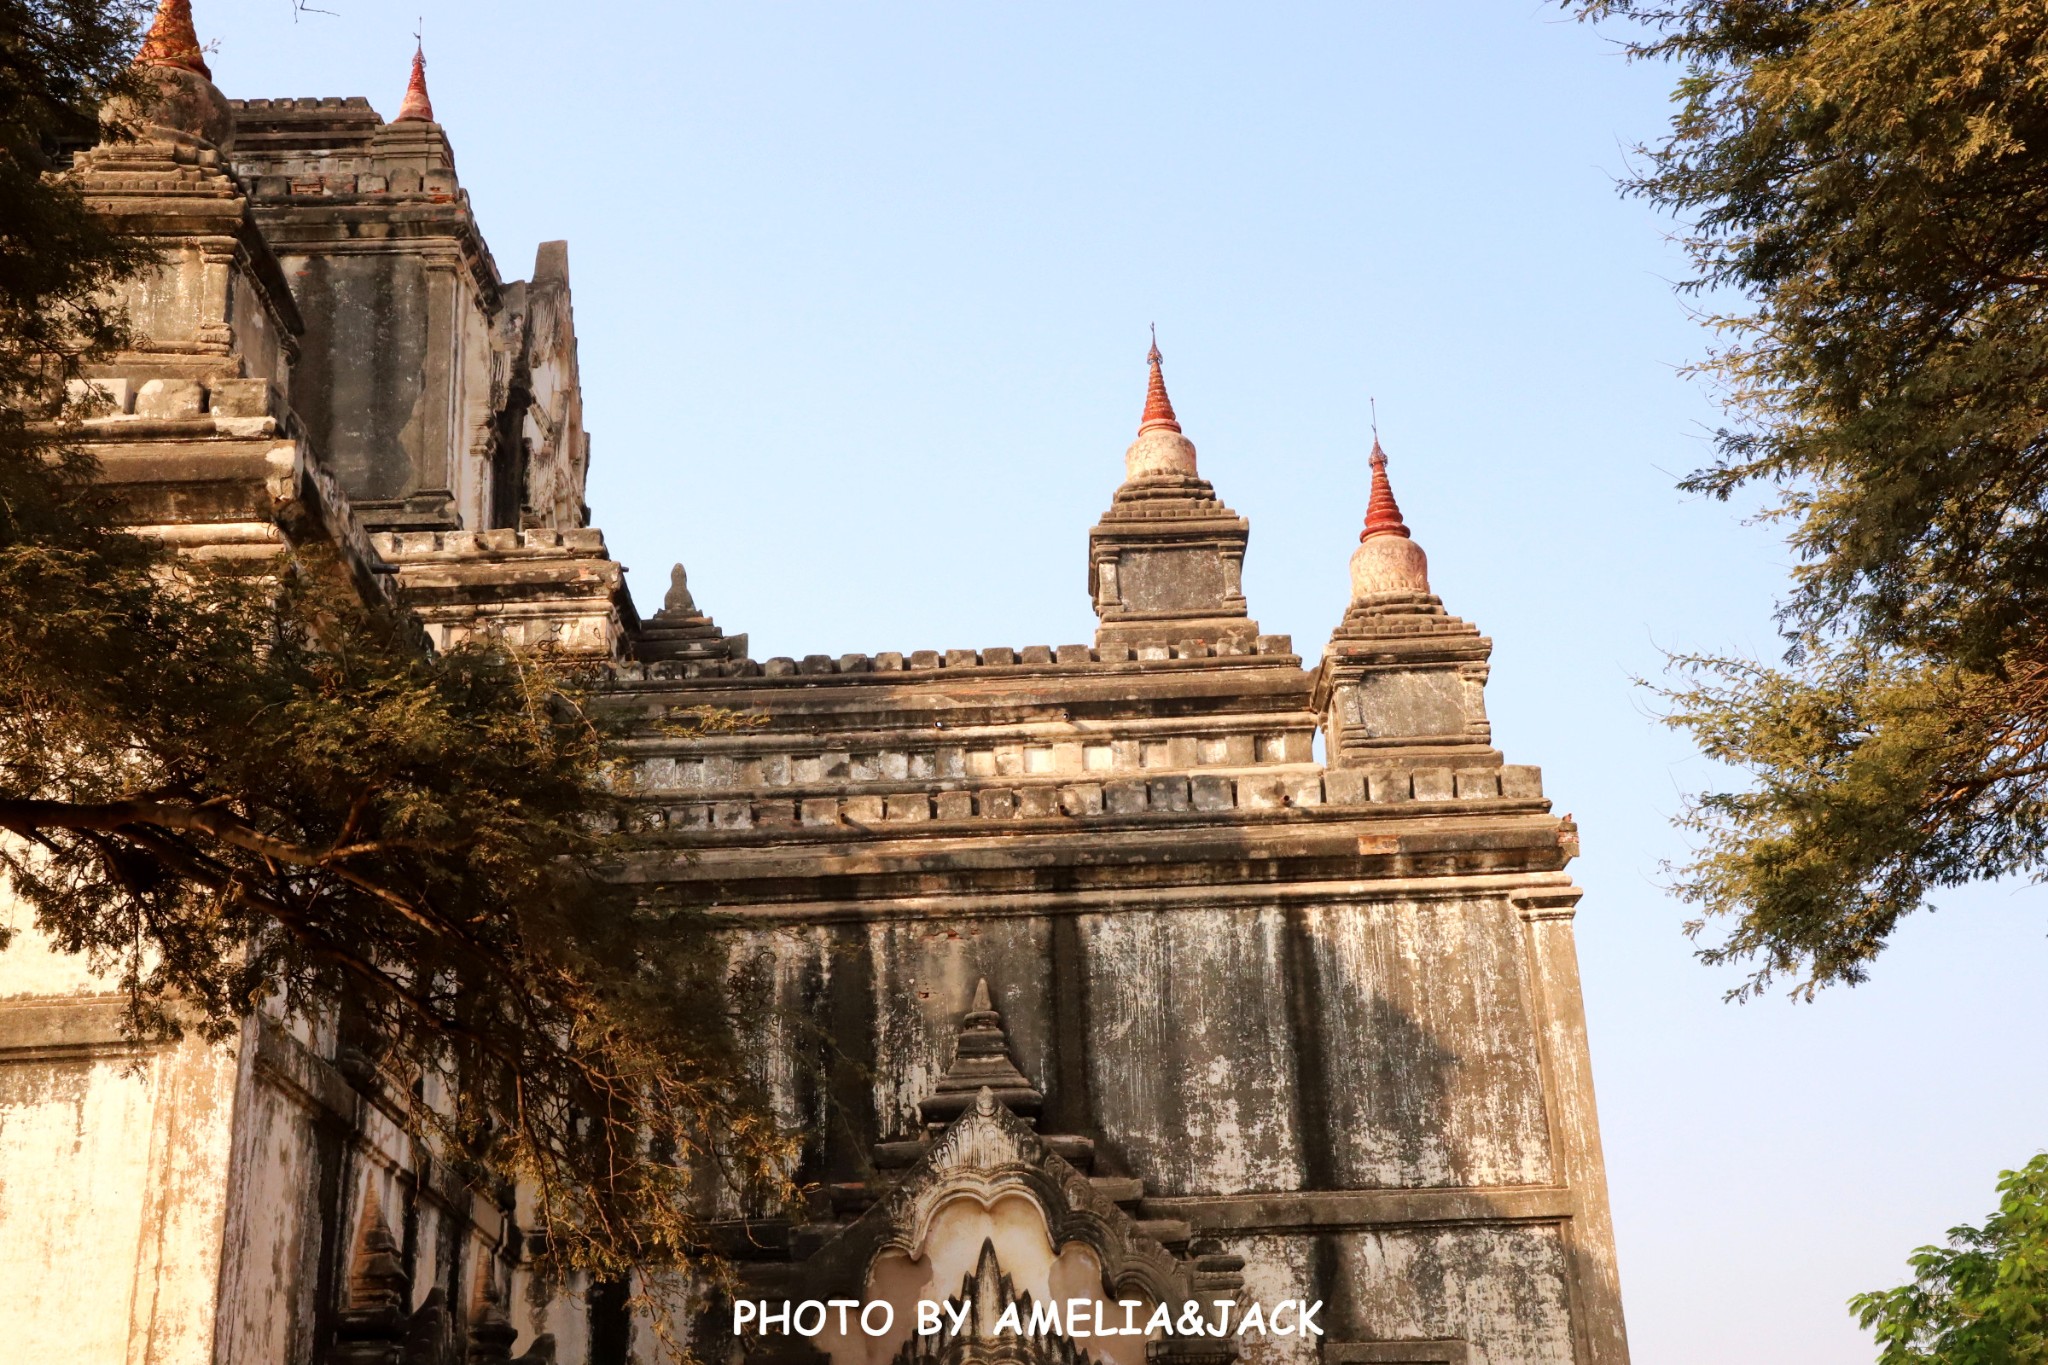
[584,347,1627,1365]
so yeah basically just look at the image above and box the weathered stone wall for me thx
[0,892,245,1365]
[517,242,592,531]
[595,623,1624,1365]
[282,248,435,502]
[0,861,561,1365]
[0,69,594,1365]
[229,99,589,537]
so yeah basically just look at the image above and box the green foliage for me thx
[1,553,792,1280]
[1850,1155,2048,1363]
[0,0,792,1289]
[1575,0,2048,995]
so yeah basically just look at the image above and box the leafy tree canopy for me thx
[1575,0,2048,997]
[0,0,788,1288]
[1851,1154,2048,1363]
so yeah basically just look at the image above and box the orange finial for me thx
[1139,325,1181,435]
[1361,437,1411,541]
[395,41,435,123]
[137,0,210,79]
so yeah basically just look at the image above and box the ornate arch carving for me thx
[804,1089,1191,1311]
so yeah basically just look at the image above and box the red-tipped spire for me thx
[395,43,435,123]
[137,0,210,79]
[1361,438,1411,541]
[1139,327,1181,435]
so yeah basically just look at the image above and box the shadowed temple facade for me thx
[0,6,1629,1365]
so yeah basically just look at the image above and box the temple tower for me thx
[0,11,608,1365]
[225,48,588,533]
[594,348,1629,1365]
[1314,439,1498,777]
[1087,339,1258,650]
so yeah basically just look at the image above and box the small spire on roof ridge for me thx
[395,41,435,123]
[917,979,1042,1126]
[1138,328,1181,435]
[137,0,210,79]
[1361,437,1411,542]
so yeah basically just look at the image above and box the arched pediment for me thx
[805,1089,1189,1312]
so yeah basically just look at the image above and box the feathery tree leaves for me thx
[1850,1155,2048,1363]
[1575,0,2048,996]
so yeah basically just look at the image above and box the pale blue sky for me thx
[210,3,2048,1360]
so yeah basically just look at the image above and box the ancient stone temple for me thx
[0,6,1629,1365]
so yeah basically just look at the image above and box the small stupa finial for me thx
[395,33,435,123]
[1361,432,1411,542]
[661,563,697,615]
[137,0,210,79]
[1138,325,1181,435]
[1345,409,1431,601]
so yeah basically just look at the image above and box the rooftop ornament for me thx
[136,0,210,79]
[1123,326,1199,481]
[395,42,435,123]
[1349,431,1431,600]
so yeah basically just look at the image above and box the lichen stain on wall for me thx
[0,1054,158,1360]
[1337,1226,1575,1365]
[1084,907,1304,1197]
[1304,897,1556,1189]
[213,1070,325,1365]
[1223,1235,1317,1365]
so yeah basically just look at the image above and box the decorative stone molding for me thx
[804,1089,1196,1313]
[887,1241,1089,1365]
[371,528,634,657]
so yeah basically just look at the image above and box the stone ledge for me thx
[0,996,149,1058]
[1136,1185,1575,1233]
[640,763,1546,831]
[371,527,610,559]
[1325,1342,1469,1364]
[676,871,1585,926]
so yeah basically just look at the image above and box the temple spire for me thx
[136,0,210,79]
[1120,328,1198,481]
[1138,326,1181,435]
[1092,327,1258,648]
[1361,437,1411,541]
[1346,431,1430,600]
[395,42,435,123]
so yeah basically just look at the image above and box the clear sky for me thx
[209,3,2048,1360]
